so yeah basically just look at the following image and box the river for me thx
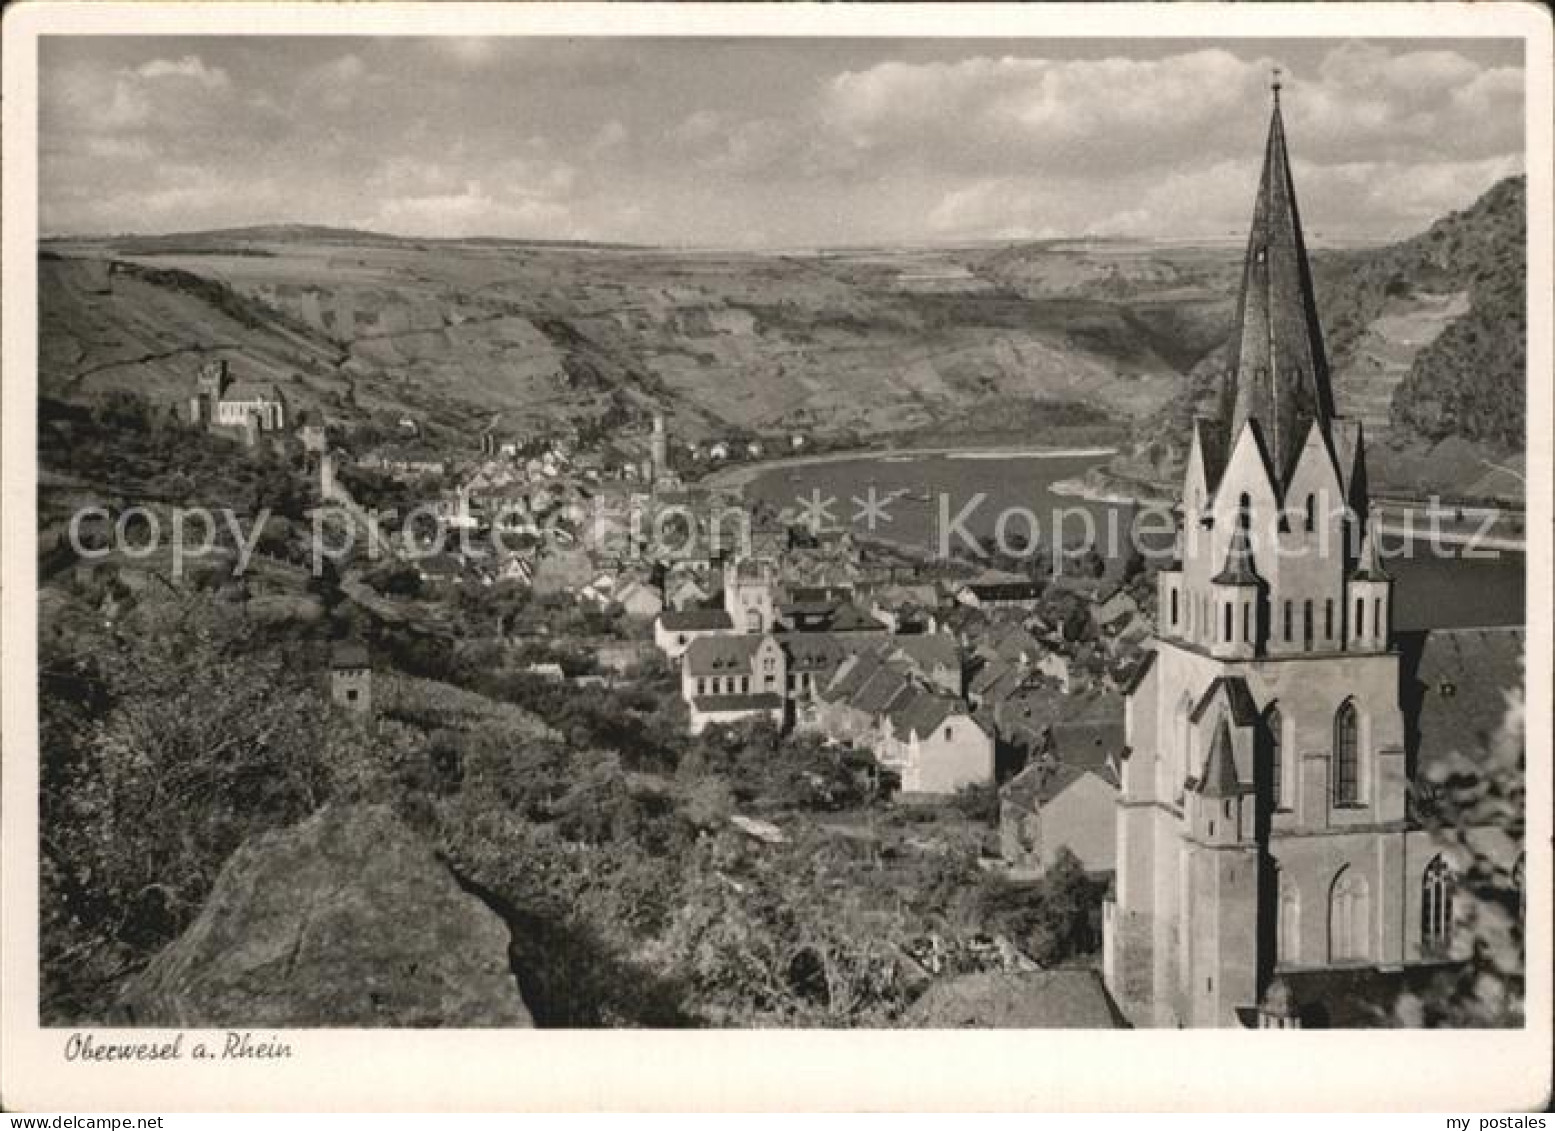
[742,449,1525,632]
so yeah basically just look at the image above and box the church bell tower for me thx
[1105,79,1409,1028]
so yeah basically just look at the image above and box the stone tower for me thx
[722,556,776,634]
[319,449,338,502]
[189,358,232,426]
[1103,84,1406,1028]
[330,640,373,715]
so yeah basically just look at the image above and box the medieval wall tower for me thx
[1103,83,1408,1028]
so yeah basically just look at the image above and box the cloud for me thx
[371,182,574,238]
[821,50,1262,177]
[431,38,503,69]
[135,55,231,89]
[588,119,628,155]
[815,44,1523,183]
[37,38,1526,245]
[296,54,382,113]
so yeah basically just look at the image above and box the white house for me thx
[654,607,735,660]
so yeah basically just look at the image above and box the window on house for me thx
[1223,602,1232,643]
[1283,600,1293,643]
[1303,600,1314,651]
[1267,706,1284,809]
[697,678,706,695]
[1334,700,1359,805]
[1242,602,1251,643]
[1354,596,1364,637]
[1421,855,1453,955]
[346,688,358,703]
[1324,599,1334,641]
[944,726,954,741]
[1373,597,1383,639]
[740,676,750,694]
[1170,588,1179,627]
[1304,493,1316,532]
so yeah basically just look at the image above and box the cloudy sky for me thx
[40,36,1524,246]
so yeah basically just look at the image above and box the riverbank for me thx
[1048,466,1177,509]
[1049,469,1528,552]
[701,443,1119,493]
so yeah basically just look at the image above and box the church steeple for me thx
[1227,76,1336,487]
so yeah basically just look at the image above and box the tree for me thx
[1389,687,1525,1028]
[39,589,406,1022]
[970,849,1103,966]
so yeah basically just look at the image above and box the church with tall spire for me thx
[1099,82,1520,1028]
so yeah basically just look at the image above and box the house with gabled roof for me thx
[1001,759,1119,877]
[680,632,787,734]
[802,650,991,796]
[876,689,993,796]
[613,578,665,621]
[653,606,735,660]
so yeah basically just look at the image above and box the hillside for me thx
[1110,175,1526,498]
[38,235,1225,447]
[38,177,1524,482]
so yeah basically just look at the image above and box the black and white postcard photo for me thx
[2,0,1549,1114]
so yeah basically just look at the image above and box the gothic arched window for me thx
[1421,855,1453,955]
[1329,866,1370,962]
[1278,869,1300,965]
[1266,705,1284,809]
[1334,700,1360,805]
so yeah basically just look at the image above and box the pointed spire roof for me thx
[1351,512,1391,581]
[1212,505,1262,587]
[1227,82,1336,488]
[1199,716,1243,798]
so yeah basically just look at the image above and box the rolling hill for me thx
[38,176,1525,494]
[1106,175,1527,498]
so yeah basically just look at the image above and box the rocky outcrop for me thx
[117,804,532,1027]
